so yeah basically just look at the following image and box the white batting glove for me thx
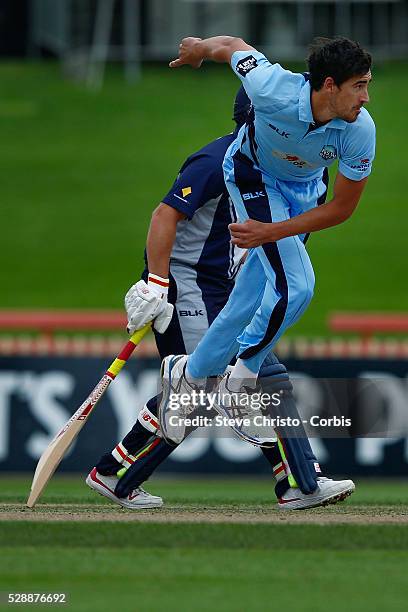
[153,302,174,334]
[125,274,174,334]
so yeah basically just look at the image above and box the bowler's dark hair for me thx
[307,37,372,91]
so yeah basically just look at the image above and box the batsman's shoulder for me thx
[188,134,236,168]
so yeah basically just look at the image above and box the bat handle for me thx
[129,322,152,346]
[106,323,152,378]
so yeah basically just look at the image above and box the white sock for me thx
[228,359,258,392]
[185,363,206,387]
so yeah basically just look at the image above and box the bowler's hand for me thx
[229,220,276,248]
[169,37,203,69]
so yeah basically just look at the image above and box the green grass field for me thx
[1,476,408,611]
[2,61,408,334]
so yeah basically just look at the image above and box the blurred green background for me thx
[2,60,407,334]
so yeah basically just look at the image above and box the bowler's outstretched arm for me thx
[169,36,254,68]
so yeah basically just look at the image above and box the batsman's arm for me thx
[146,203,186,278]
[169,36,254,69]
[125,204,184,334]
[229,174,369,248]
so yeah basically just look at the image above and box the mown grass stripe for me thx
[1,522,408,550]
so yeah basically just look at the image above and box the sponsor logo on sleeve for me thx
[174,186,192,203]
[236,55,258,77]
[319,145,337,161]
[350,158,371,172]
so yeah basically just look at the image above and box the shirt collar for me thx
[298,80,348,131]
[299,81,314,124]
[327,118,348,130]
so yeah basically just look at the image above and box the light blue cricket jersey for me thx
[230,50,376,183]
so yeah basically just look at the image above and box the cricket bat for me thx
[26,323,151,508]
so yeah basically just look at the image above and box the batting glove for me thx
[125,274,174,334]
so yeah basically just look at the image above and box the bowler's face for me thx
[333,71,372,122]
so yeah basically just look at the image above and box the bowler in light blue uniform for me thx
[177,36,376,379]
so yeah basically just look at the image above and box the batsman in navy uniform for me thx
[86,86,354,510]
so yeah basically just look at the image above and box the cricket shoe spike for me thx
[213,371,276,447]
[158,355,204,445]
[277,477,355,511]
[86,468,163,509]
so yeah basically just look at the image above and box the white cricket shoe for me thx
[278,477,355,511]
[86,468,163,509]
[158,354,204,445]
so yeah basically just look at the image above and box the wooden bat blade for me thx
[26,324,151,508]
[26,373,112,508]
[26,417,85,508]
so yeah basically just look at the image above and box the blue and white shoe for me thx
[213,370,276,447]
[158,355,204,445]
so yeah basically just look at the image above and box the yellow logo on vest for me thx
[182,187,192,197]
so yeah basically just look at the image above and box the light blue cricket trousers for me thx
[188,149,327,377]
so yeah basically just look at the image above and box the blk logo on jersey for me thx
[242,191,266,200]
[319,145,337,161]
[179,309,204,317]
[236,55,258,77]
[269,124,289,139]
